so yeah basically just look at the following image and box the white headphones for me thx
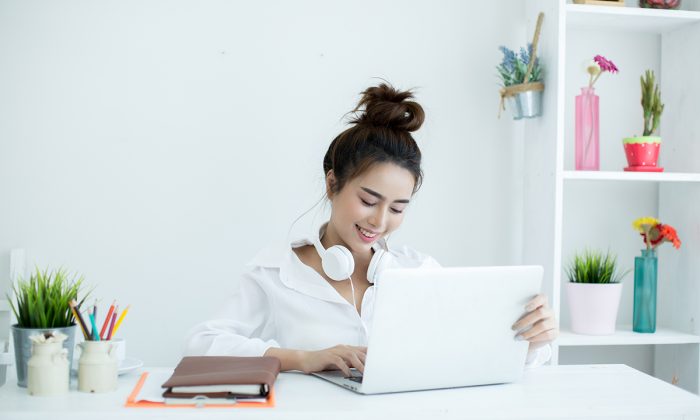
[312,224,391,284]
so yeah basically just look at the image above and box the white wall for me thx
[0,0,527,365]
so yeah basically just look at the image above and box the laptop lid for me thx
[360,265,543,394]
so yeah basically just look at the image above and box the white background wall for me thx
[0,0,529,365]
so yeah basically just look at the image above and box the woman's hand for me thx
[512,294,559,350]
[299,345,367,377]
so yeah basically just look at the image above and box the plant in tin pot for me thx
[497,12,545,120]
[623,70,665,172]
[565,249,629,335]
[7,267,90,387]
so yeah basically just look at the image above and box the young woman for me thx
[184,83,559,376]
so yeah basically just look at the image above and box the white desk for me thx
[1,364,700,420]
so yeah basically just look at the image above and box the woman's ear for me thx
[325,170,337,199]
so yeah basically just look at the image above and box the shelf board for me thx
[558,326,700,346]
[566,3,700,33]
[563,170,700,182]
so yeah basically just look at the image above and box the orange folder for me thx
[125,372,276,408]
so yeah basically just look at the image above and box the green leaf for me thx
[7,265,90,328]
[566,249,630,284]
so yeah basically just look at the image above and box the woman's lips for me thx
[355,224,378,243]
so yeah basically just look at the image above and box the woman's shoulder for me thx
[389,244,441,269]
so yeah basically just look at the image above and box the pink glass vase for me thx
[575,87,599,171]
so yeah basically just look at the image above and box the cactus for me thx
[640,70,664,136]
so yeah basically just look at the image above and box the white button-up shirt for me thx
[184,235,551,367]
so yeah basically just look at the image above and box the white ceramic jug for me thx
[27,333,69,396]
[78,341,118,393]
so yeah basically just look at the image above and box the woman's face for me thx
[326,162,415,254]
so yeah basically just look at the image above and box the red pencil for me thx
[106,309,118,341]
[100,300,116,340]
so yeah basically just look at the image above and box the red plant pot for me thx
[623,137,662,171]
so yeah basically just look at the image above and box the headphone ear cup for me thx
[322,245,355,281]
[367,249,389,284]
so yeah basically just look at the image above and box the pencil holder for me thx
[77,340,118,393]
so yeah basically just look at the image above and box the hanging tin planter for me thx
[498,12,545,120]
[503,84,544,120]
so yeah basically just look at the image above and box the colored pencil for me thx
[111,304,130,337]
[69,300,89,340]
[106,310,118,341]
[88,307,100,341]
[99,300,116,340]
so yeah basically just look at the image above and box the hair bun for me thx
[350,83,425,132]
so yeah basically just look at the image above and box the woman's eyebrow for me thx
[360,187,410,204]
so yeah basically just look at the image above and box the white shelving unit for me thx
[563,171,700,183]
[559,327,700,346]
[524,0,700,394]
[567,3,700,32]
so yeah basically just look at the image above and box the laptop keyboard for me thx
[346,375,363,383]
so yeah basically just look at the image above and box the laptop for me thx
[312,265,543,394]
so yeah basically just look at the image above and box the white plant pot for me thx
[566,282,623,335]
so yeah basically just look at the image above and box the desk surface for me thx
[1,364,700,420]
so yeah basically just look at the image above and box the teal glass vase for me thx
[633,249,658,333]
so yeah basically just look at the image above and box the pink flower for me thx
[594,55,618,74]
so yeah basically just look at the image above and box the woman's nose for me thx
[368,207,388,229]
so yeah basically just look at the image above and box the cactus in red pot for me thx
[623,70,665,172]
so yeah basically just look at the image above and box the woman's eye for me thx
[361,198,404,214]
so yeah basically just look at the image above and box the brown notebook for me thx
[161,356,281,399]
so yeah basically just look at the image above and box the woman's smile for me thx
[355,224,379,243]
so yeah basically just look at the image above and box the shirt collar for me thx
[247,222,387,269]
[246,222,387,304]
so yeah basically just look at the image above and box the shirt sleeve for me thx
[183,268,280,357]
[524,343,552,368]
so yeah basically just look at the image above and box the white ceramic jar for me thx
[78,341,117,393]
[27,338,69,396]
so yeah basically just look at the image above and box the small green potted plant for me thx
[623,69,665,172]
[7,267,89,387]
[565,249,629,335]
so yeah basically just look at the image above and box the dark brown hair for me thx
[323,83,425,196]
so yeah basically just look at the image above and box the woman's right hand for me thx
[299,345,367,377]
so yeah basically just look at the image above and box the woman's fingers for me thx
[345,352,365,374]
[331,355,352,377]
[330,345,367,375]
[512,306,552,332]
[525,294,547,311]
[352,345,368,354]
[511,294,559,345]
[518,318,557,341]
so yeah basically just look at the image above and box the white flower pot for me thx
[566,282,623,335]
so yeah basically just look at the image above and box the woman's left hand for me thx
[511,294,559,350]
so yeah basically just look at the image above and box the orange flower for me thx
[634,217,682,251]
[659,224,681,249]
